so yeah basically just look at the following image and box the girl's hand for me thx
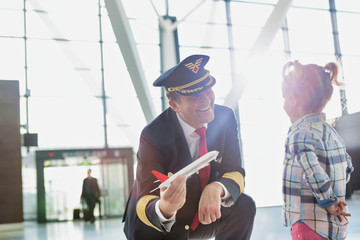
[326,199,351,221]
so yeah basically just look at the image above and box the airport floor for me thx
[1,193,360,240]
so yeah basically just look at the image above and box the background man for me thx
[81,168,101,223]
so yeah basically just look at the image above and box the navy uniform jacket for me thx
[123,104,245,240]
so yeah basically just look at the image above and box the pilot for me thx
[123,54,256,240]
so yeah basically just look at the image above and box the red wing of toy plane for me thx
[151,170,169,183]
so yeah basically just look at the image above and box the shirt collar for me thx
[289,113,326,131]
[176,113,207,137]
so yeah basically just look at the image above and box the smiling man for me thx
[123,54,256,240]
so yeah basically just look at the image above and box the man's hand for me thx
[158,173,187,219]
[326,199,351,222]
[198,182,224,225]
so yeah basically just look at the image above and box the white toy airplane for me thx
[150,150,219,193]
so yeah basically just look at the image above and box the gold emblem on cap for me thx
[185,58,203,73]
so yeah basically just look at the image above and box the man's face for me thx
[170,88,215,129]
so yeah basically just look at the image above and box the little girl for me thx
[281,60,354,240]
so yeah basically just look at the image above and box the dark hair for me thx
[282,60,343,112]
[165,90,180,102]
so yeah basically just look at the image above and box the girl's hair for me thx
[282,60,343,112]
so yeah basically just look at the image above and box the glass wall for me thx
[336,1,360,114]
[0,0,147,150]
[122,0,360,207]
[1,0,359,212]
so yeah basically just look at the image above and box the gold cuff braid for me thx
[222,172,245,193]
[136,195,162,232]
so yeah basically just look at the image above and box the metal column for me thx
[329,0,348,115]
[159,16,180,111]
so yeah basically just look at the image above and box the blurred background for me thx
[0,0,359,227]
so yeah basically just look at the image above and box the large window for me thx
[336,5,360,114]
[117,0,360,207]
[1,0,359,211]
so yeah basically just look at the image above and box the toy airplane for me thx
[150,150,219,193]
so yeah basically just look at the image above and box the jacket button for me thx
[185,225,189,230]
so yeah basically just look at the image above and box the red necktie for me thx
[191,127,210,231]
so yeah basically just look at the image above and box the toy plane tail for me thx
[152,170,169,183]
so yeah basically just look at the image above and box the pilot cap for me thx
[153,54,216,95]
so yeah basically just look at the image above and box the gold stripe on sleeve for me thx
[136,195,162,232]
[222,172,245,193]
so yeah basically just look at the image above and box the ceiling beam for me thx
[104,0,156,123]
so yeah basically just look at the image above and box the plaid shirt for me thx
[282,113,354,239]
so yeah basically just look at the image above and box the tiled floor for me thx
[1,193,359,240]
